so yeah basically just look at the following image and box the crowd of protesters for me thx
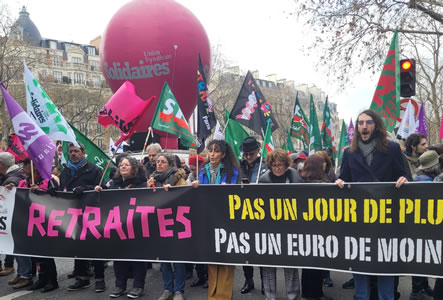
[1,108,443,300]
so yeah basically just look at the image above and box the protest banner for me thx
[1,183,443,277]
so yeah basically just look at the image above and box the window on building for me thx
[90,60,98,71]
[92,76,100,87]
[97,139,104,150]
[88,47,96,56]
[96,125,103,134]
[74,72,84,85]
[41,70,47,81]
[72,57,82,67]
[49,41,57,49]
[79,122,87,133]
[53,71,62,82]
[53,56,61,66]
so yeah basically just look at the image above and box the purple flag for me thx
[347,119,355,144]
[1,84,55,179]
[415,102,428,137]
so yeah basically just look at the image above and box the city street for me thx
[0,256,429,299]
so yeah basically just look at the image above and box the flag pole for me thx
[30,160,35,186]
[223,118,231,135]
[98,139,124,187]
[139,127,153,163]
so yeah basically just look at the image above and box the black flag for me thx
[229,71,278,137]
[197,54,217,152]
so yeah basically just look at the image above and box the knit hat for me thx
[417,150,440,171]
[188,155,205,167]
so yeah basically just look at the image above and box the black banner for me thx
[3,182,443,277]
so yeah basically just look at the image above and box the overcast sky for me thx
[8,0,374,124]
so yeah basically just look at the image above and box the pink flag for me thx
[1,84,56,179]
[98,81,155,146]
[6,134,29,162]
[347,119,354,144]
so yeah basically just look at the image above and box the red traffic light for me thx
[401,60,412,71]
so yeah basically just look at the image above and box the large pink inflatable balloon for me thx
[100,0,211,148]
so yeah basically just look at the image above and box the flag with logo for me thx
[369,30,400,132]
[151,82,199,148]
[24,63,77,144]
[62,123,115,180]
[347,119,355,144]
[98,81,155,146]
[290,93,310,149]
[1,83,55,179]
[197,54,217,151]
[261,119,275,159]
[224,110,250,161]
[309,95,322,154]
[415,102,428,137]
[286,129,296,154]
[213,120,225,140]
[397,99,417,139]
[321,97,337,159]
[109,137,128,155]
[337,120,350,165]
[5,134,28,162]
[229,71,278,137]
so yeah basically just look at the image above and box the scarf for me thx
[67,157,87,176]
[153,167,177,185]
[358,139,376,166]
[206,163,224,184]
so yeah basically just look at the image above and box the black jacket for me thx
[259,167,302,184]
[59,161,102,191]
[109,173,147,190]
[0,167,26,186]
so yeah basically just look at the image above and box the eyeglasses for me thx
[243,151,257,157]
[271,163,286,169]
[358,120,374,126]
[156,160,168,165]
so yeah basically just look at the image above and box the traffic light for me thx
[400,58,416,97]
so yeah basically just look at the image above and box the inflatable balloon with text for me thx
[100,0,211,149]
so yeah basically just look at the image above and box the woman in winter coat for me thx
[95,156,148,299]
[192,140,240,300]
[299,154,333,300]
[147,153,187,300]
[258,149,302,300]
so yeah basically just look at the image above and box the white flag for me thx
[397,100,417,139]
[214,121,225,140]
[109,137,127,155]
[24,63,77,144]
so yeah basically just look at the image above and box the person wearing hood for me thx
[95,156,148,299]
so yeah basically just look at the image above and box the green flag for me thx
[286,129,296,154]
[224,109,250,161]
[309,95,322,153]
[151,82,199,148]
[62,123,115,180]
[261,119,275,159]
[321,97,337,159]
[337,120,350,165]
[290,93,310,149]
[370,30,400,132]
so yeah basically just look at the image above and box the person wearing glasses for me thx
[238,137,267,294]
[95,156,148,299]
[146,152,187,300]
[336,110,407,300]
[258,149,302,300]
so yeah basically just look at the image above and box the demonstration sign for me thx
[0,183,442,277]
